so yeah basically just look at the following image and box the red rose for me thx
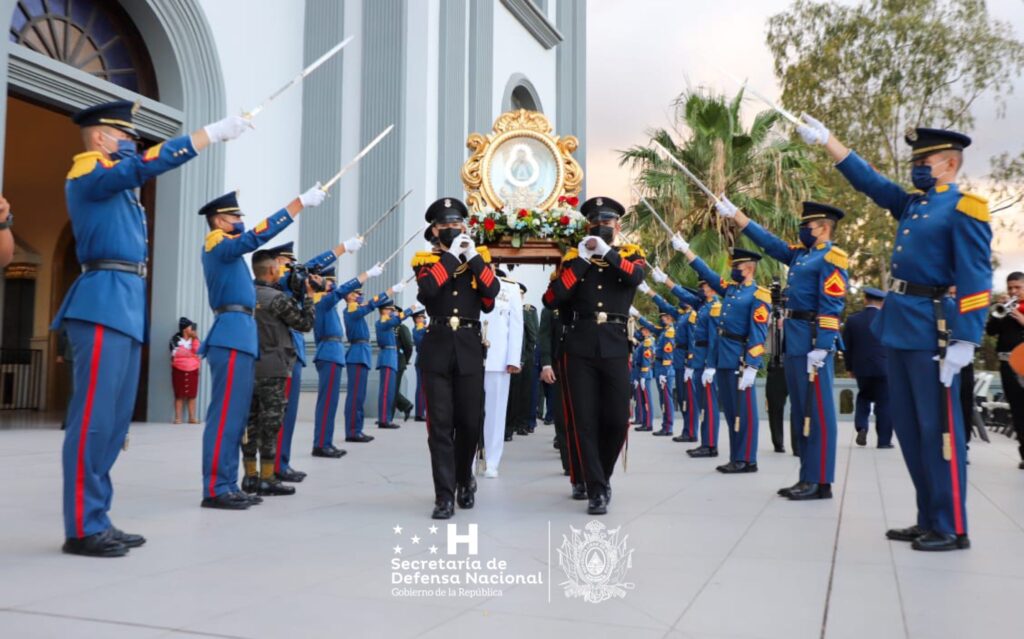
[483,218,496,231]
[468,217,478,226]
[517,208,528,218]
[567,196,579,207]
[559,215,570,225]
[558,195,566,204]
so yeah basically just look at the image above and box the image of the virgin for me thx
[504,143,540,188]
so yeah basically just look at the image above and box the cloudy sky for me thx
[586,0,1024,286]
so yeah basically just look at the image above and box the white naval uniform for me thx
[481,277,524,473]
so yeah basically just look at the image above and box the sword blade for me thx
[322,125,394,192]
[651,141,720,203]
[246,36,353,119]
[631,187,675,236]
[360,189,413,239]
[720,69,802,127]
[380,226,426,268]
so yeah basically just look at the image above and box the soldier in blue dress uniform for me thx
[375,301,416,428]
[686,280,722,458]
[55,100,251,556]
[672,239,771,473]
[797,116,991,550]
[628,316,655,431]
[716,198,849,500]
[634,310,678,436]
[412,309,428,421]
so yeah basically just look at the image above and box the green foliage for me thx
[767,0,1024,284]
[619,88,817,294]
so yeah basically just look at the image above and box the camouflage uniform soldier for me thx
[241,250,316,497]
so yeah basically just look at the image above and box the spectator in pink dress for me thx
[170,317,201,424]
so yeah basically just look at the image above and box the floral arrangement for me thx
[467,195,588,247]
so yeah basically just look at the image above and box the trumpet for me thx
[991,296,1023,318]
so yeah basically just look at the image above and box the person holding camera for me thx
[986,271,1024,468]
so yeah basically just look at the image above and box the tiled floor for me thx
[1,406,1022,639]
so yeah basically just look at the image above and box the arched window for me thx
[502,74,543,113]
[510,85,538,111]
[9,0,157,97]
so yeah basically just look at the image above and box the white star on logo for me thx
[393,525,403,535]
[428,525,438,534]
[429,545,438,554]
[393,545,403,555]
[411,535,421,544]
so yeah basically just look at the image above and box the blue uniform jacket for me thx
[313,277,363,365]
[742,221,848,355]
[344,293,391,367]
[375,308,413,370]
[53,136,199,341]
[842,307,888,378]
[690,256,770,370]
[687,296,720,370]
[200,209,293,357]
[836,151,992,349]
[639,316,677,378]
[412,322,427,365]
[632,331,655,379]
[289,249,339,366]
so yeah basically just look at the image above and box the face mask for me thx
[911,164,937,191]
[593,225,615,244]
[230,221,245,235]
[730,268,745,283]
[438,227,461,248]
[799,226,817,248]
[107,138,138,161]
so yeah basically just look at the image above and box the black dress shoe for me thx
[63,529,129,558]
[673,434,698,442]
[456,484,475,509]
[515,427,530,436]
[110,527,146,549]
[912,531,970,551]
[543,419,554,425]
[276,467,307,483]
[689,447,718,458]
[553,437,560,450]
[587,492,608,515]
[719,461,757,474]
[414,416,426,422]
[378,422,400,429]
[432,500,455,519]
[243,492,263,505]
[878,444,894,449]
[311,446,347,458]
[653,429,673,436]
[241,475,260,494]
[886,525,930,542]
[504,434,513,442]
[774,446,786,453]
[571,483,587,500]
[257,479,296,496]
[778,481,810,497]
[855,430,867,446]
[201,492,251,510]
[634,425,653,432]
[787,483,832,500]
[345,434,375,443]
[403,408,411,421]
[1019,461,1024,470]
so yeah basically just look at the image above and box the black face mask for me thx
[593,225,615,244]
[438,227,461,248]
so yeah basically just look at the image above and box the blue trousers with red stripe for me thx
[679,374,699,439]
[888,349,968,536]
[785,353,837,484]
[717,367,759,463]
[414,365,426,419]
[344,363,369,437]
[61,320,140,539]
[314,360,343,448]
[274,360,303,473]
[377,366,397,425]
[202,346,255,498]
[658,375,675,431]
[694,369,720,450]
[636,378,653,429]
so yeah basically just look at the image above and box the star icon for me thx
[411,535,421,544]
[393,545,403,555]
[429,545,438,554]
[428,525,439,534]
[393,525,403,535]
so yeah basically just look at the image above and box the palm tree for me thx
[620,88,818,289]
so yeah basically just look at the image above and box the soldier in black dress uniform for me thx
[542,197,646,514]
[412,197,500,519]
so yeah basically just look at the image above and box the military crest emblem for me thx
[557,520,635,603]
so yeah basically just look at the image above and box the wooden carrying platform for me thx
[484,238,566,265]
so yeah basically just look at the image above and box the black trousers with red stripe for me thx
[423,367,484,503]
[554,354,584,481]
[562,352,630,495]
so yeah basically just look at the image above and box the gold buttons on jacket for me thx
[452,290,458,296]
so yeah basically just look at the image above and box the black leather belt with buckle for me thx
[321,336,344,343]
[82,259,147,278]
[718,328,747,342]
[784,309,817,321]
[573,311,627,325]
[695,340,709,347]
[382,345,397,350]
[435,316,481,330]
[887,276,948,299]
[349,339,369,344]
[214,304,254,316]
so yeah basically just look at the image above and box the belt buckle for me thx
[139,264,148,278]
[888,276,905,295]
[596,311,607,325]
[449,316,460,330]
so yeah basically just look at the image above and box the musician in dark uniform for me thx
[412,197,500,519]
[542,197,646,515]
[843,287,893,448]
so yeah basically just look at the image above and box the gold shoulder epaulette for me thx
[956,192,990,223]
[824,246,849,269]
[710,302,722,317]
[617,243,646,259]
[643,337,653,346]
[205,229,229,252]
[665,327,676,339]
[754,286,772,304]
[67,151,112,180]
[411,251,440,268]
[562,248,580,262]
[477,245,492,263]
[688,313,697,324]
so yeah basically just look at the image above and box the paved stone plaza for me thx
[0,409,1021,639]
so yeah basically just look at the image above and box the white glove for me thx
[797,113,830,146]
[632,379,639,389]
[658,375,667,387]
[738,366,758,391]
[411,302,424,313]
[365,262,384,278]
[638,281,651,294]
[671,233,690,253]
[589,235,611,258]
[684,367,694,382]
[652,267,669,284]
[391,281,406,294]
[343,236,363,253]
[701,368,716,386]
[203,115,253,143]
[806,348,828,374]
[299,183,327,208]
[447,234,468,258]
[939,341,975,387]
[715,196,738,218]
[629,306,641,318]
[576,239,593,261]
[463,235,479,260]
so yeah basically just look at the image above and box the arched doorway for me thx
[0,0,226,424]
